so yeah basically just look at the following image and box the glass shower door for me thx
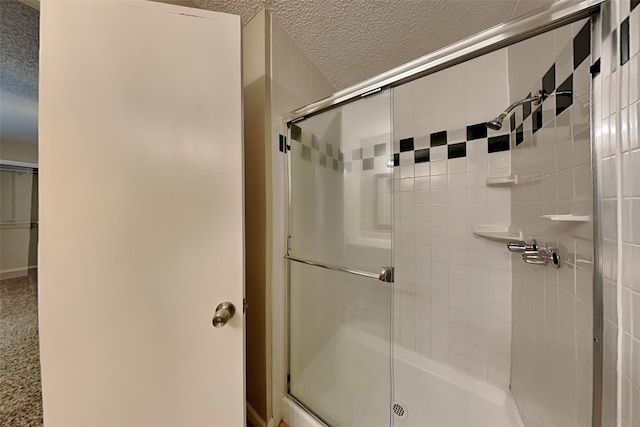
[287,90,393,427]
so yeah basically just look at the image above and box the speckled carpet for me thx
[0,273,43,427]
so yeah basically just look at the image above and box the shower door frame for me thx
[281,1,607,426]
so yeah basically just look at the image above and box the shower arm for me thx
[497,90,573,119]
[495,91,544,120]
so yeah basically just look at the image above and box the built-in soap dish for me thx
[473,225,524,242]
[486,175,518,186]
[539,214,591,222]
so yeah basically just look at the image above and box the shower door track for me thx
[284,255,387,282]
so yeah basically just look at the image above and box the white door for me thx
[37,1,244,426]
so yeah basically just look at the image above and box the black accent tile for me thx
[621,17,630,66]
[400,137,414,152]
[602,1,611,37]
[430,131,447,146]
[448,142,466,159]
[488,135,510,153]
[279,134,285,152]
[523,92,532,119]
[542,65,555,97]
[338,151,344,161]
[291,124,302,142]
[352,148,362,160]
[415,148,430,163]
[466,123,487,140]
[574,23,591,69]
[510,114,516,132]
[333,159,339,171]
[516,124,524,146]
[532,107,543,134]
[326,143,333,157]
[633,0,639,11]
[319,153,327,167]
[302,145,311,161]
[345,162,352,173]
[374,143,387,157]
[612,29,618,71]
[363,158,374,170]
[590,58,601,76]
[556,75,573,116]
[312,135,319,150]
[393,153,400,167]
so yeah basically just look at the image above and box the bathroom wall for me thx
[0,140,38,163]
[268,12,336,426]
[243,10,270,425]
[242,10,335,426]
[508,19,594,427]
[595,1,640,426]
[392,49,513,387]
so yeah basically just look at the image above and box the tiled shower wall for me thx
[507,19,595,427]
[595,1,640,426]
[392,49,514,387]
[269,12,336,425]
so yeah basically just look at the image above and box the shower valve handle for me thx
[507,240,537,252]
[522,247,561,268]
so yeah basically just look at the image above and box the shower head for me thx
[486,91,544,131]
[486,114,506,131]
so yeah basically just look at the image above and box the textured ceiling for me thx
[194,0,556,89]
[1,0,555,144]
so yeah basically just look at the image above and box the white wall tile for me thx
[390,49,512,389]
[508,19,596,427]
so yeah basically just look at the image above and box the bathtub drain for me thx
[392,401,408,420]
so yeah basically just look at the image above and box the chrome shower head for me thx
[486,91,544,132]
[486,116,504,130]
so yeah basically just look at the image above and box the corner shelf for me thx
[486,175,518,186]
[539,214,591,222]
[473,226,523,242]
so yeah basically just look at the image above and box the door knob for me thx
[212,301,236,328]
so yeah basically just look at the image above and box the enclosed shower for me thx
[280,0,633,426]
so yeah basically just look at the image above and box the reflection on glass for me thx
[288,90,393,427]
[289,91,393,273]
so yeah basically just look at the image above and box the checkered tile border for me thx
[284,124,391,173]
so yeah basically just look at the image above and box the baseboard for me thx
[247,402,267,427]
[0,266,37,280]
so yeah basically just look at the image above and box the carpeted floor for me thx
[0,273,43,427]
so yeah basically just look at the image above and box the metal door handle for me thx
[212,301,236,328]
[379,266,394,283]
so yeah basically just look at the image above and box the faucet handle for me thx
[507,240,537,253]
[521,247,561,268]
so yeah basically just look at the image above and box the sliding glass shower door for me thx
[287,90,393,427]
